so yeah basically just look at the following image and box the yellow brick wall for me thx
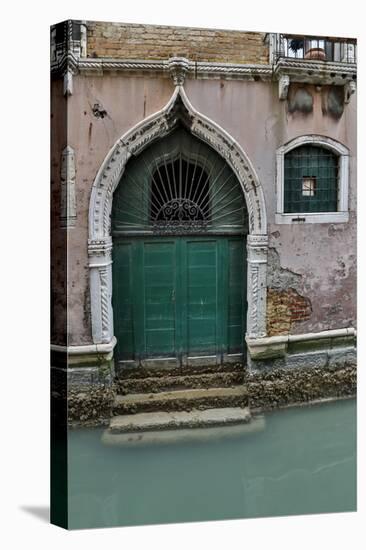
[86,22,269,64]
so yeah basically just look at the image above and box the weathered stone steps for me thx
[102,412,265,446]
[108,407,251,434]
[112,386,249,415]
[116,370,245,395]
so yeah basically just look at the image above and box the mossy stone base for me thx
[59,347,356,427]
[248,362,356,411]
[52,355,116,427]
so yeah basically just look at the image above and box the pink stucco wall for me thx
[52,73,356,345]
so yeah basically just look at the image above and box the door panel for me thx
[227,239,245,354]
[186,239,218,356]
[143,241,176,357]
[112,236,246,366]
[112,242,134,360]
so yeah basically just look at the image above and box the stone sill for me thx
[246,328,356,360]
[51,337,117,365]
[275,212,349,225]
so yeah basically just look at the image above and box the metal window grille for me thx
[284,145,338,213]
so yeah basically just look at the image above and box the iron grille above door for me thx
[112,128,248,236]
[150,158,210,229]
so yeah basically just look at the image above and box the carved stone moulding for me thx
[53,55,273,82]
[88,238,113,269]
[274,58,357,78]
[167,57,191,86]
[246,234,268,340]
[88,84,269,347]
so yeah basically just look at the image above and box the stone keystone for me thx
[167,57,191,86]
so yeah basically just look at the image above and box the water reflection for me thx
[67,399,356,529]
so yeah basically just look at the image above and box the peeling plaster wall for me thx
[266,248,312,336]
[59,72,356,345]
[268,218,356,334]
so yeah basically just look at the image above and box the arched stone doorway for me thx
[112,127,248,367]
[88,85,268,364]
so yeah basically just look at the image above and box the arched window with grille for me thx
[276,136,349,224]
[284,145,338,213]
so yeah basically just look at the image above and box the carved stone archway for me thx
[88,78,268,351]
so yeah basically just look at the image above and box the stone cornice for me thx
[51,55,274,81]
[274,57,357,85]
[51,54,357,89]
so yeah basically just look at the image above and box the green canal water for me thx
[67,398,356,529]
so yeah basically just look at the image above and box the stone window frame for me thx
[275,135,349,224]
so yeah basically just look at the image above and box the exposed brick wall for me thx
[267,288,312,336]
[86,22,269,64]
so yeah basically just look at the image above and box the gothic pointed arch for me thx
[88,86,267,244]
[88,85,268,347]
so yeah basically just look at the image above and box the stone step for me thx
[109,406,251,433]
[115,362,244,381]
[116,370,245,395]
[102,409,265,446]
[112,385,249,415]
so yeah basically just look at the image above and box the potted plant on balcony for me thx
[304,38,326,60]
[289,38,304,57]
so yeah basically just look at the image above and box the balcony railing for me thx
[274,35,357,64]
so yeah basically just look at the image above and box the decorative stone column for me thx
[246,234,268,339]
[88,238,114,344]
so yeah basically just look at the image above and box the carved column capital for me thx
[247,234,269,262]
[88,238,113,266]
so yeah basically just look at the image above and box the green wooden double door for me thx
[112,235,246,367]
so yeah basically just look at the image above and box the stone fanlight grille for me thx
[150,157,210,230]
[112,128,248,235]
